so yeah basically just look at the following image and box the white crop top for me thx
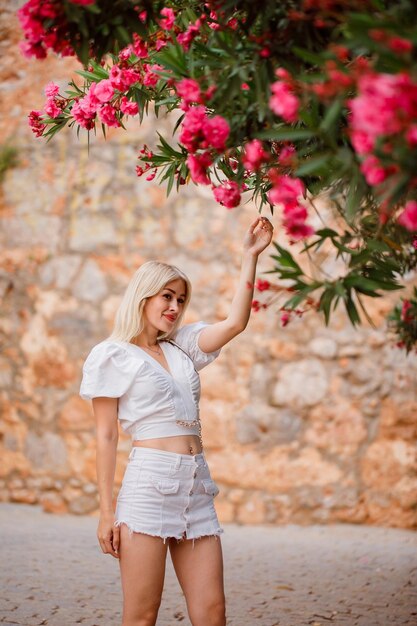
[79,321,221,440]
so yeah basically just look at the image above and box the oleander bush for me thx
[19,0,417,351]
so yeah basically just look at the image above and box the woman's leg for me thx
[118,524,169,626]
[169,535,226,626]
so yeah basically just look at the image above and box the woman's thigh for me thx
[169,535,226,625]
[119,525,169,623]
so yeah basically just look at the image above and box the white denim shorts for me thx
[114,447,223,542]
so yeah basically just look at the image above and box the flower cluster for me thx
[269,69,300,123]
[17,0,74,59]
[268,173,315,240]
[348,72,417,212]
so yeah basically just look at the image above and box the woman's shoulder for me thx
[170,321,221,371]
[83,339,145,369]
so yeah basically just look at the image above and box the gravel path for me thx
[0,503,416,626]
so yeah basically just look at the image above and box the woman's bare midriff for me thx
[132,434,202,455]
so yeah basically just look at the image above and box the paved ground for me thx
[0,504,416,626]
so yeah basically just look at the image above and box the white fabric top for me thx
[79,321,221,440]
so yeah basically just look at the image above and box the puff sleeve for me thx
[172,321,221,371]
[79,341,140,400]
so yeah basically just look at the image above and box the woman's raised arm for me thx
[198,216,274,353]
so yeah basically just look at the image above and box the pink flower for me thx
[179,107,229,153]
[241,82,250,91]
[212,181,241,208]
[131,34,148,59]
[94,79,114,103]
[44,82,59,98]
[179,106,206,151]
[268,173,305,209]
[360,155,389,186]
[118,45,132,61]
[187,153,213,185]
[350,130,374,155]
[348,73,417,152]
[28,110,46,137]
[388,37,413,54]
[284,219,315,240]
[143,64,163,87]
[44,98,61,118]
[70,0,95,4]
[398,200,417,231]
[109,65,126,90]
[242,139,269,171]
[278,145,297,166]
[205,115,230,151]
[269,80,299,122]
[176,78,202,105]
[120,96,139,116]
[155,39,167,51]
[177,23,200,51]
[205,85,217,101]
[159,7,175,30]
[406,126,417,146]
[401,299,413,323]
[72,101,96,129]
[255,278,270,292]
[146,169,157,181]
[280,311,291,326]
[98,104,120,128]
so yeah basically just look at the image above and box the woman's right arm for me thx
[93,397,120,559]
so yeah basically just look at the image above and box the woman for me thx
[80,215,274,626]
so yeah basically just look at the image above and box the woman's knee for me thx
[122,604,160,626]
[190,596,226,626]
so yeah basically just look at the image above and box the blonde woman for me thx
[80,216,273,626]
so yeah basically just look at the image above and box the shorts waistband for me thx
[129,446,206,468]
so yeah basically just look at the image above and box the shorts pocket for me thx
[202,479,220,498]
[150,476,180,495]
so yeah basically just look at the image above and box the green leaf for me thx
[271,242,303,273]
[319,99,343,134]
[318,287,335,325]
[345,168,367,221]
[295,153,331,177]
[345,294,361,326]
[292,46,324,66]
[256,128,315,141]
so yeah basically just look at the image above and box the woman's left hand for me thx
[243,216,274,256]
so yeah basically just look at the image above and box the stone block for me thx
[236,492,266,524]
[271,359,328,409]
[304,402,367,455]
[308,337,338,359]
[236,405,302,446]
[25,432,69,476]
[72,259,108,302]
[39,255,82,289]
[69,215,117,252]
[58,396,95,432]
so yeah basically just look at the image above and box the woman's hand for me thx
[97,512,120,559]
[243,216,274,257]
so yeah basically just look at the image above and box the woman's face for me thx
[143,278,187,333]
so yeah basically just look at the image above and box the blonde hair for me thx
[109,261,192,343]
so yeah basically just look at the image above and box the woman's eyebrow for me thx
[165,288,186,297]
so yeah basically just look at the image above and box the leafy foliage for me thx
[19,0,417,351]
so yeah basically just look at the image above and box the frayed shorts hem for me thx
[114,519,224,544]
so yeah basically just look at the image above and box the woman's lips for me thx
[164,315,176,322]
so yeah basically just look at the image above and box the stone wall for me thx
[1,2,416,528]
